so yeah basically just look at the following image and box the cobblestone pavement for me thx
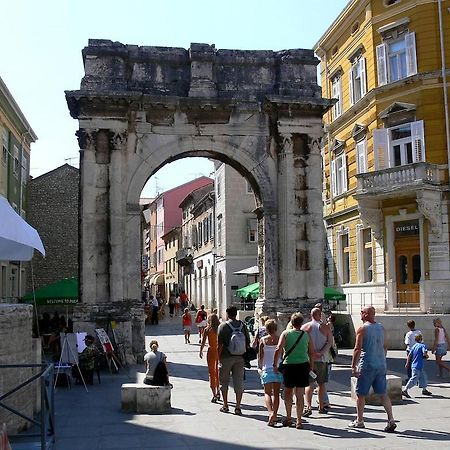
[54,313,450,449]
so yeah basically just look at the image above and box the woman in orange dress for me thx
[199,313,220,402]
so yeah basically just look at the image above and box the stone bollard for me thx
[351,375,402,405]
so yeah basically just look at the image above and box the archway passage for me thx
[66,40,332,361]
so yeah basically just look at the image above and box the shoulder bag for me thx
[278,331,304,374]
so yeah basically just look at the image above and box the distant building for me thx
[0,76,37,302]
[214,162,258,314]
[26,164,79,291]
[162,227,181,301]
[178,183,215,308]
[315,0,450,313]
[144,176,212,299]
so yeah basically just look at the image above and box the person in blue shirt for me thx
[402,334,432,398]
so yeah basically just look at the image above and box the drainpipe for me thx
[438,0,450,188]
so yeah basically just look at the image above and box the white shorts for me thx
[197,320,207,328]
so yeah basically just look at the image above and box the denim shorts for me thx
[260,368,283,385]
[356,367,387,396]
[436,343,448,357]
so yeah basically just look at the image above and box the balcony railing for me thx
[356,162,446,197]
[176,248,193,266]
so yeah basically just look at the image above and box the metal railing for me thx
[0,363,55,449]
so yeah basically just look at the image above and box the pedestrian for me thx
[143,340,170,386]
[150,295,159,325]
[404,320,422,380]
[168,292,176,318]
[322,314,338,409]
[274,312,314,429]
[258,318,283,426]
[179,290,188,310]
[251,315,269,349]
[175,293,181,316]
[349,306,397,432]
[217,306,250,416]
[402,334,432,398]
[182,308,192,344]
[302,307,333,416]
[431,318,450,377]
[199,313,220,403]
[195,305,208,343]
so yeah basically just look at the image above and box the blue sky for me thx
[1,0,348,197]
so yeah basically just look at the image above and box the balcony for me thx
[176,248,193,266]
[356,162,447,199]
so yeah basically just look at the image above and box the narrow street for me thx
[51,313,450,449]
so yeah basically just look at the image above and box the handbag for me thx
[278,331,304,374]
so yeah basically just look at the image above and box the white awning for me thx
[149,272,164,285]
[0,195,45,261]
[233,265,259,275]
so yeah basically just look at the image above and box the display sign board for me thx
[394,220,419,237]
[95,328,114,353]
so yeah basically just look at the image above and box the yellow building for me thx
[315,0,450,314]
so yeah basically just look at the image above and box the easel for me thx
[106,319,127,367]
[95,328,121,373]
[54,333,88,392]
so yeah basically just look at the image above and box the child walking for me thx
[402,334,432,398]
[182,308,192,344]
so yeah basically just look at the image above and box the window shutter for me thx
[405,32,418,77]
[372,128,389,170]
[349,68,354,106]
[376,43,388,86]
[411,120,425,162]
[356,140,367,174]
[331,159,337,197]
[360,57,367,96]
[343,154,348,192]
[339,78,343,116]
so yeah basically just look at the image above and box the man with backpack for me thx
[217,306,251,415]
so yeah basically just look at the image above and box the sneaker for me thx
[302,408,312,417]
[402,390,411,398]
[318,408,328,414]
[422,389,432,396]
[384,421,397,433]
[348,420,365,429]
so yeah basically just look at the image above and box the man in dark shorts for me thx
[349,306,397,432]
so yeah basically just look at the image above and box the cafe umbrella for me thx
[21,277,79,306]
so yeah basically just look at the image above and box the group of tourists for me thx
[143,300,450,432]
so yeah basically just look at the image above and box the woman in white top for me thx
[431,318,450,377]
[258,319,283,427]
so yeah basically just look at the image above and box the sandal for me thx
[303,407,312,417]
[282,418,292,427]
[211,396,218,403]
[220,406,229,413]
[234,407,243,416]
[296,421,303,429]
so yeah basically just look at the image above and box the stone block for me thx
[121,384,137,412]
[351,374,402,405]
[136,385,171,413]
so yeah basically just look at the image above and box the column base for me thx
[72,300,145,364]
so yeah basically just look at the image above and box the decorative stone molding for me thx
[109,131,128,151]
[76,128,97,151]
[417,190,442,238]
[359,205,383,240]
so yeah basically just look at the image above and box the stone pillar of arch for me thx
[66,40,332,361]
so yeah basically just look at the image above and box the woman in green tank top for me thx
[273,312,314,429]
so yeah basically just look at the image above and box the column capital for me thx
[76,128,98,151]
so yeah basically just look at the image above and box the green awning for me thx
[21,277,79,305]
[324,286,346,301]
[236,282,346,301]
[236,282,260,300]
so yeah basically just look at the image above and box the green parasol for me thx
[21,277,79,305]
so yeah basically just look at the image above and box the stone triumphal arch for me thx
[66,40,331,361]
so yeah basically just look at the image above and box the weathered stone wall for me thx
[26,164,79,291]
[0,304,37,433]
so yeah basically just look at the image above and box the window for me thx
[1,265,7,298]
[216,176,221,198]
[217,218,222,246]
[337,230,350,284]
[331,74,342,119]
[203,218,208,243]
[248,219,257,243]
[373,120,425,170]
[349,56,367,105]
[358,227,373,283]
[197,223,203,247]
[11,267,18,297]
[13,146,19,177]
[209,213,214,240]
[331,153,347,197]
[245,180,252,194]
[356,139,367,174]
[1,130,7,165]
[376,32,416,86]
[21,155,27,183]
